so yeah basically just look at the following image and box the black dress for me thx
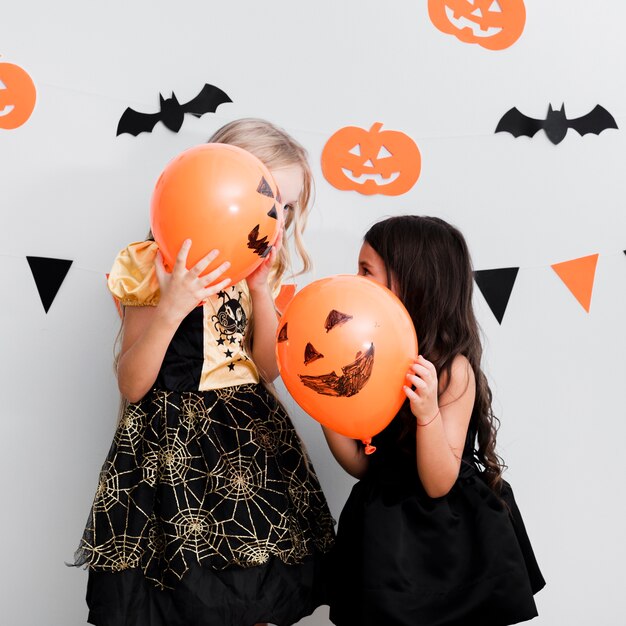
[74,242,335,626]
[329,413,545,626]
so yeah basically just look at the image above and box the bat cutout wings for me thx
[496,104,618,145]
[116,84,232,136]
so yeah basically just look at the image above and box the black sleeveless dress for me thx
[329,414,545,626]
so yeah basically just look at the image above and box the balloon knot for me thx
[362,439,376,455]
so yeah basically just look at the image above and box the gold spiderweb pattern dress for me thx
[75,242,335,626]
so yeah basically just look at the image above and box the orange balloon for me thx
[151,143,283,284]
[276,275,418,444]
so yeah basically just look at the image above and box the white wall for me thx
[1,1,625,624]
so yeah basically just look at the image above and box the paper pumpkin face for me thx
[276,275,418,443]
[321,123,421,196]
[0,62,37,129]
[151,143,282,284]
[428,0,526,50]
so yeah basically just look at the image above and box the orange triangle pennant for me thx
[275,284,296,314]
[551,254,599,312]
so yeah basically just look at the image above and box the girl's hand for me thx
[403,355,440,425]
[246,225,284,293]
[155,239,231,322]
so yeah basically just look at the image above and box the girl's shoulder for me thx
[438,353,476,405]
[107,240,160,307]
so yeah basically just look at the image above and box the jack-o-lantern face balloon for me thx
[151,143,283,284]
[321,123,421,196]
[428,0,526,50]
[276,275,418,447]
[0,62,37,130]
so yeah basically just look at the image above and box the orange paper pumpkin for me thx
[428,0,526,50]
[151,143,283,284]
[0,62,37,129]
[321,123,421,196]
[276,275,418,445]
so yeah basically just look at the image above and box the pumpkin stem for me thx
[369,122,384,134]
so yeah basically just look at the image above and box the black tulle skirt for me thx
[87,555,329,626]
[329,464,545,626]
[75,384,335,626]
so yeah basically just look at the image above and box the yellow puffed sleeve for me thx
[107,241,160,306]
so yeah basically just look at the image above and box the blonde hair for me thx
[208,118,313,290]
[120,119,313,402]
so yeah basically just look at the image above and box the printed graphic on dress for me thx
[212,287,247,345]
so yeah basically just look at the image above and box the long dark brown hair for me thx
[364,215,504,491]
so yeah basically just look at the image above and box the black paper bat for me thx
[116,84,232,136]
[495,104,618,145]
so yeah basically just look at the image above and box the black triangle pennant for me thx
[26,256,73,313]
[474,267,519,324]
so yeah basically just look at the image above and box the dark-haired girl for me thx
[325,215,545,626]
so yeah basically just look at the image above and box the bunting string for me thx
[33,81,626,143]
[3,250,625,319]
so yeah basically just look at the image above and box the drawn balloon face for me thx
[321,123,421,196]
[0,62,37,129]
[276,275,418,443]
[428,0,526,50]
[151,143,283,285]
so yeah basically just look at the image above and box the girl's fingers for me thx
[174,239,192,271]
[412,358,437,379]
[410,362,432,380]
[417,354,436,372]
[406,373,428,390]
[154,251,166,282]
[403,385,419,401]
[260,246,276,269]
[273,226,285,252]
[191,249,220,276]
[201,261,231,287]
[202,278,231,297]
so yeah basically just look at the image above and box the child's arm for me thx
[246,234,283,382]
[321,427,369,479]
[117,241,231,402]
[404,354,475,498]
